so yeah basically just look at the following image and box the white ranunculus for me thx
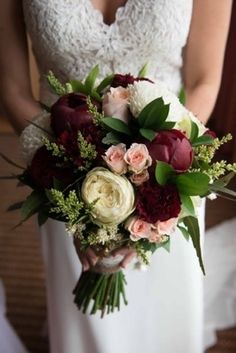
[128,80,186,122]
[81,167,135,225]
[20,111,52,165]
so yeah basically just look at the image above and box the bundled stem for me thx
[73,270,127,318]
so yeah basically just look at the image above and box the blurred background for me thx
[0,4,236,352]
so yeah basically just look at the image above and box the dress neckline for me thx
[87,0,130,28]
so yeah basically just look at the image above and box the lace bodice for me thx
[23,0,193,103]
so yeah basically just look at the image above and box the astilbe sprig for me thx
[86,96,104,125]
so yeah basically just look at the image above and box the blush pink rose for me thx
[103,143,127,174]
[102,87,130,123]
[148,230,162,243]
[126,216,151,241]
[129,169,149,186]
[155,218,178,235]
[124,143,152,174]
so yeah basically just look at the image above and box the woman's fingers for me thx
[112,247,136,268]
[73,238,99,271]
[120,252,136,269]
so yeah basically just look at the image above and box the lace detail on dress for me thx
[23,0,193,103]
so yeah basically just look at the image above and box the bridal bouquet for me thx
[4,66,236,317]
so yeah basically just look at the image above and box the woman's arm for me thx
[183,0,232,124]
[0,0,42,135]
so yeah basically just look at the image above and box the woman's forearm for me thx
[1,89,42,135]
[185,82,220,125]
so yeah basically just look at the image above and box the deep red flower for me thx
[29,146,75,189]
[147,129,193,172]
[136,181,181,223]
[50,93,101,137]
[204,129,217,139]
[111,74,154,88]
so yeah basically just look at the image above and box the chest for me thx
[23,0,193,59]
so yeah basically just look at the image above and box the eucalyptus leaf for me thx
[84,65,99,92]
[176,172,210,196]
[182,216,205,274]
[155,161,174,186]
[139,128,155,141]
[102,117,131,136]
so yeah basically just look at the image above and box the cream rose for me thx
[102,87,130,123]
[103,144,127,174]
[124,143,152,174]
[81,167,135,225]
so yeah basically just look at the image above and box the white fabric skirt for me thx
[40,204,205,353]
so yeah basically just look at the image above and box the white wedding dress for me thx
[23,1,206,353]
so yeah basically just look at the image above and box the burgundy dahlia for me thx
[29,146,75,189]
[147,129,193,172]
[136,181,181,223]
[111,74,154,88]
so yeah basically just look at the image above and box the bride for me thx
[0,1,232,353]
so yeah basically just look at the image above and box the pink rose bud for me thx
[129,169,150,186]
[103,143,127,174]
[126,216,151,241]
[124,143,152,174]
[155,217,178,235]
[148,230,162,243]
[102,87,130,123]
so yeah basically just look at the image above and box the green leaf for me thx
[84,65,99,92]
[190,121,199,142]
[102,132,121,145]
[192,135,214,147]
[209,184,236,198]
[101,117,132,136]
[137,98,169,130]
[180,194,196,217]
[7,201,24,212]
[159,121,176,130]
[138,63,149,77]
[90,90,102,102]
[38,211,49,226]
[96,74,114,93]
[178,87,186,105]
[161,238,171,252]
[139,128,155,141]
[182,216,205,275]
[21,191,46,222]
[155,161,175,185]
[69,79,87,94]
[176,172,210,196]
[178,225,190,241]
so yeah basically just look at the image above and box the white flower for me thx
[81,167,135,225]
[207,193,217,201]
[175,111,207,138]
[128,80,186,123]
[20,111,52,165]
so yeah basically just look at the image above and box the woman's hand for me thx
[73,238,99,272]
[112,247,136,269]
